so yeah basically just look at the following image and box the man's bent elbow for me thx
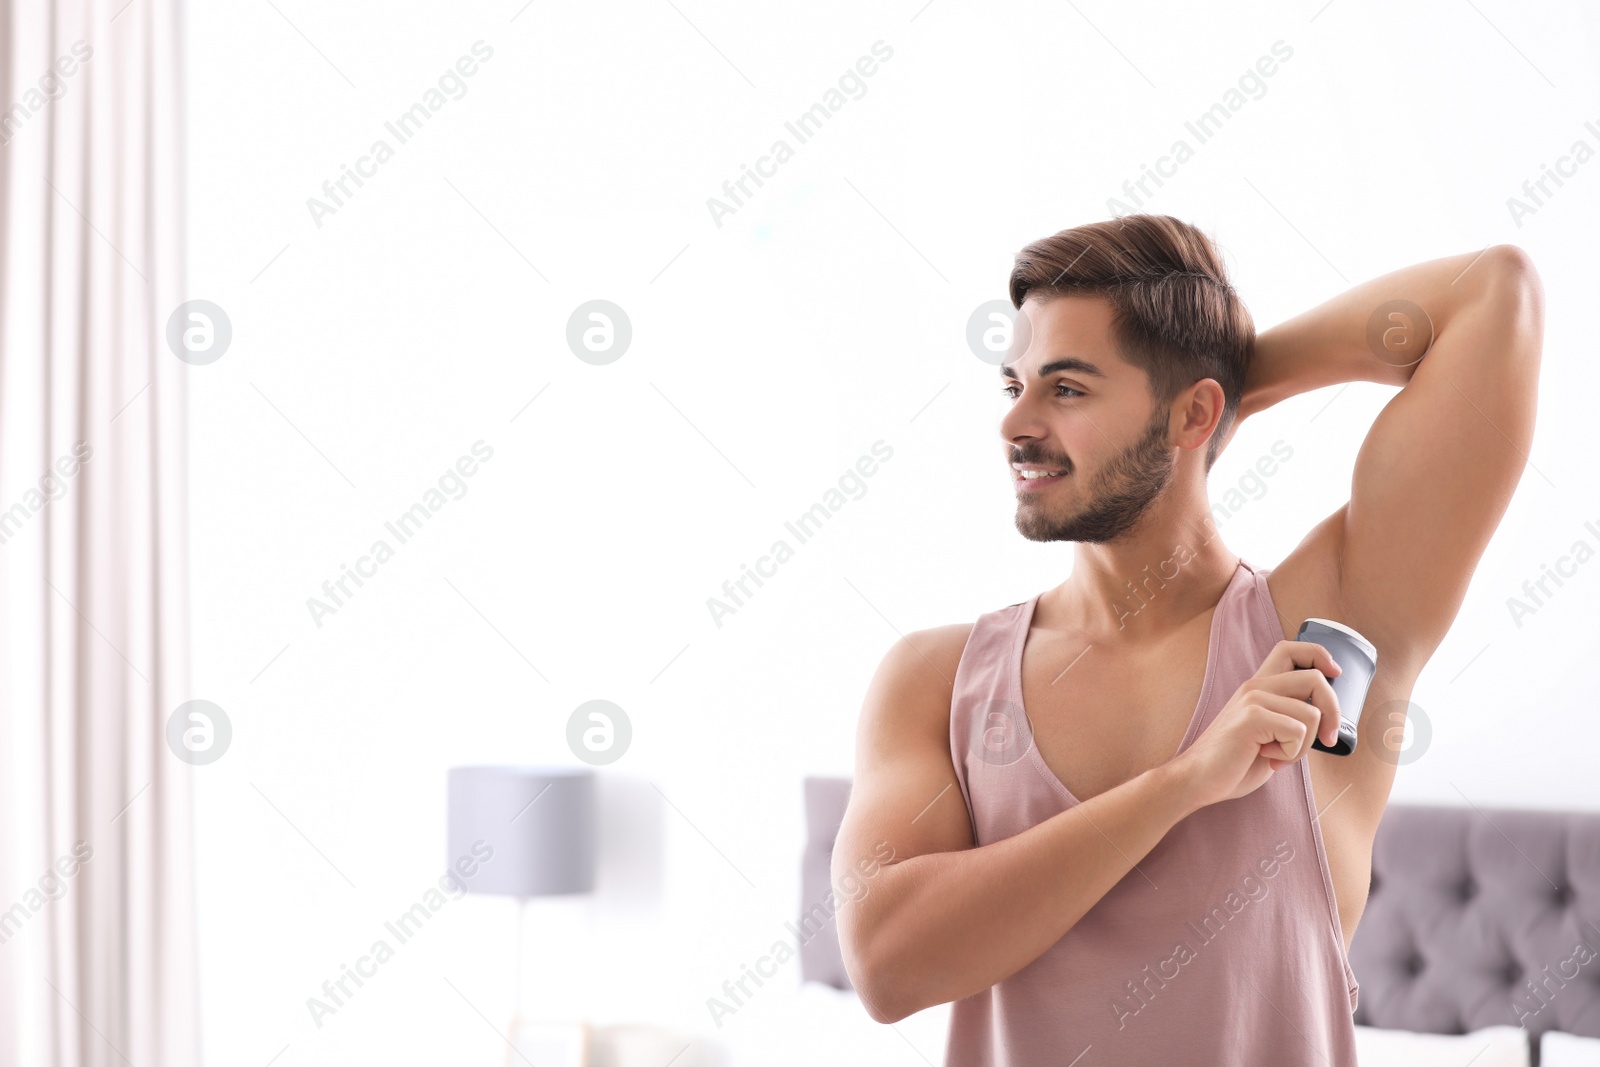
[840,932,922,1024]
[851,970,918,1025]
[1480,244,1544,310]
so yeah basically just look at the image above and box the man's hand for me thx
[1169,639,1345,809]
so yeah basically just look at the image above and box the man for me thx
[831,214,1542,1065]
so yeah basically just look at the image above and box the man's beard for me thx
[1015,405,1175,544]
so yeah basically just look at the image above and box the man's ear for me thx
[1174,378,1227,452]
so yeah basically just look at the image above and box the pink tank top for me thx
[945,557,1359,1066]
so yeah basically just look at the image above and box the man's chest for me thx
[1019,613,1215,807]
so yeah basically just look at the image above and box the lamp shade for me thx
[446,765,597,896]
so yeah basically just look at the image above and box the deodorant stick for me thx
[1297,618,1377,757]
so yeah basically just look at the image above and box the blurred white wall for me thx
[178,0,1600,1063]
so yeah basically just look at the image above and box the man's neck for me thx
[1051,513,1238,642]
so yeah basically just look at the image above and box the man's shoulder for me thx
[892,621,979,679]
[855,622,976,752]
[874,592,1039,714]
[907,592,1035,658]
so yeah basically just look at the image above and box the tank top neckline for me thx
[1010,556,1250,808]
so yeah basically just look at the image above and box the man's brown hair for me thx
[1007,214,1253,473]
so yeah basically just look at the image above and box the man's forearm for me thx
[847,761,1206,1023]
[1239,248,1511,421]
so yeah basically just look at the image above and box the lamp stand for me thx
[513,895,528,1017]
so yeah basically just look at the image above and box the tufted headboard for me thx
[801,777,1600,1061]
[1349,800,1600,1058]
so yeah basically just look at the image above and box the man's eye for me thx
[1002,384,1085,399]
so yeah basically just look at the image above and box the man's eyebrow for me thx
[999,357,1108,382]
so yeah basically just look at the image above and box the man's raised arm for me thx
[1233,246,1543,668]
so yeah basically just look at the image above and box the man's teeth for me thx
[1019,469,1066,479]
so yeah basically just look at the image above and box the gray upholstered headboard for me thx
[801,776,1600,1061]
[1350,800,1600,1058]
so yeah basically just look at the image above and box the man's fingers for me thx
[1249,693,1322,761]
[1250,670,1342,742]
[1262,639,1342,680]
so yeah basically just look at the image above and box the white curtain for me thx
[0,0,199,1064]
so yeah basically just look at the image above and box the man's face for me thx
[999,294,1175,544]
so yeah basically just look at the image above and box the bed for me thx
[800,777,1600,1066]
